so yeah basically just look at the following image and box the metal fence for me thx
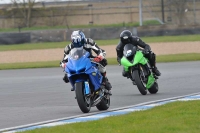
[0,0,200,28]
[163,0,200,25]
[1,0,200,45]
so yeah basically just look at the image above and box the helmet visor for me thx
[121,36,130,44]
[71,35,82,47]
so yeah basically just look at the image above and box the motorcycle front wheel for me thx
[132,69,147,95]
[75,82,91,113]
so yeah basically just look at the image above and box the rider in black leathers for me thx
[60,30,112,95]
[116,30,161,77]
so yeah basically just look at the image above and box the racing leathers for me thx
[116,36,161,77]
[60,38,112,93]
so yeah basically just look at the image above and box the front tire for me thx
[75,82,91,113]
[133,69,147,95]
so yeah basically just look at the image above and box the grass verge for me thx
[21,100,200,133]
[1,34,200,51]
[0,53,200,70]
[0,20,160,33]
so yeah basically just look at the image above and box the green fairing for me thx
[146,74,155,89]
[121,51,148,71]
[121,57,133,71]
[121,50,155,89]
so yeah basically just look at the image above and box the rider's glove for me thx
[60,62,66,68]
[143,48,150,55]
[117,57,121,65]
[101,58,108,67]
[94,55,103,63]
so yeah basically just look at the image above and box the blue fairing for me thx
[65,52,91,76]
[65,47,103,91]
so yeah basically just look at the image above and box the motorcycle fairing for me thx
[87,63,103,91]
[121,51,148,71]
[65,48,102,91]
[65,52,91,77]
[146,73,155,89]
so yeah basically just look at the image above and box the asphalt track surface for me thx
[0,61,200,129]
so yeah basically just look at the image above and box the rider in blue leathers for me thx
[60,30,112,95]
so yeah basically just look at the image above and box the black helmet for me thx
[120,30,132,44]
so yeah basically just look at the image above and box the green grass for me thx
[156,53,200,62]
[0,20,160,33]
[0,53,200,70]
[0,61,59,70]
[0,40,118,51]
[1,34,200,51]
[0,42,69,51]
[20,100,200,133]
[142,34,200,42]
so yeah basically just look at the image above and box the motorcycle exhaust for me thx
[91,90,104,107]
[92,96,103,107]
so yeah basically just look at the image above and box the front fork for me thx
[130,65,148,81]
[84,81,90,95]
[130,64,154,88]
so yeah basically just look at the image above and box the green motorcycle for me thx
[120,43,159,95]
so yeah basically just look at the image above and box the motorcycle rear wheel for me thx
[75,82,91,113]
[148,81,159,94]
[96,95,110,111]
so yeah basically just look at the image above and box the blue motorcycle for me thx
[64,47,110,113]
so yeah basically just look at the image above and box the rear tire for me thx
[96,96,110,111]
[148,81,159,94]
[75,82,91,113]
[133,70,147,95]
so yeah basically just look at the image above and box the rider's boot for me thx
[151,61,161,77]
[71,86,75,91]
[63,74,75,91]
[122,68,128,78]
[152,66,161,76]
[122,69,128,77]
[101,72,112,95]
[63,74,69,83]
[149,53,161,77]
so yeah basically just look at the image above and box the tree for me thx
[11,0,36,27]
[168,0,188,25]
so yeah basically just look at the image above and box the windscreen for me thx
[123,44,137,57]
[69,47,87,60]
